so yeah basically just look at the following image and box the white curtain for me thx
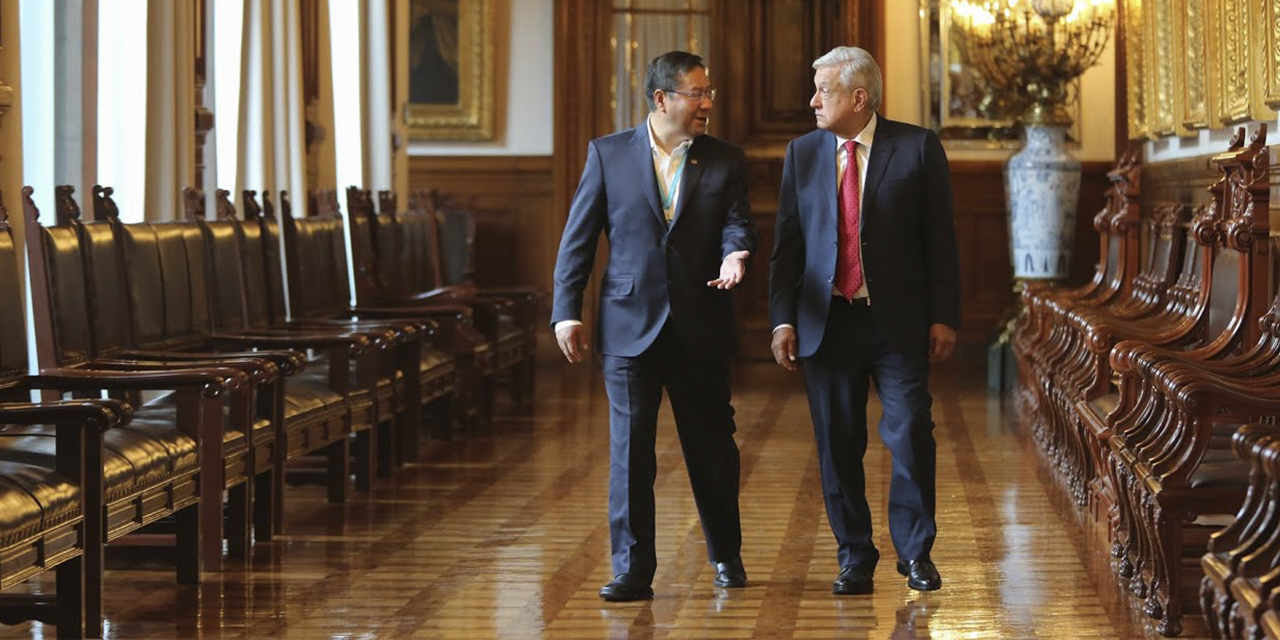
[365,0,393,193]
[143,0,196,221]
[239,0,308,215]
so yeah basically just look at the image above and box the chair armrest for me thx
[209,331,373,356]
[282,319,412,344]
[0,399,131,430]
[363,285,463,304]
[350,303,473,318]
[29,366,246,397]
[121,348,307,375]
[90,357,280,386]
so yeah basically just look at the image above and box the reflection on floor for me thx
[0,355,1209,639]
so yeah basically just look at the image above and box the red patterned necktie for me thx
[835,140,863,299]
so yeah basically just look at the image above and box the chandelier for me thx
[951,0,1115,126]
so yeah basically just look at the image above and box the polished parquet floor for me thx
[2,354,1213,639]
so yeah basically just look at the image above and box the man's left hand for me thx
[929,323,956,362]
[708,250,750,289]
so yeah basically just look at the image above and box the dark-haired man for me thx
[552,50,757,601]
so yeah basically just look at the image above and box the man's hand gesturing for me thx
[707,250,751,289]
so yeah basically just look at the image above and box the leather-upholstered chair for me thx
[1,189,245,637]
[0,398,130,640]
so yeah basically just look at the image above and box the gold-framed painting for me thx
[918,0,1081,149]
[405,0,505,141]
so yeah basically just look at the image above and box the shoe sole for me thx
[599,589,654,602]
[832,582,873,595]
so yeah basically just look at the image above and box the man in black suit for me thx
[769,46,960,595]
[551,51,757,601]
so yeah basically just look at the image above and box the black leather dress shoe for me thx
[896,558,942,591]
[832,565,874,595]
[713,559,747,588]
[598,573,654,601]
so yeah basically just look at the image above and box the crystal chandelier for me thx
[951,0,1115,125]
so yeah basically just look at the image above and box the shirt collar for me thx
[647,114,693,159]
[835,112,877,152]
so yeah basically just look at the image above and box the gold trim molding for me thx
[1126,0,1276,139]
[405,0,505,141]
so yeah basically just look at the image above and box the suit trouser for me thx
[601,323,742,582]
[800,299,937,570]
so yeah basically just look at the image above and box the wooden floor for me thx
[2,355,1213,639]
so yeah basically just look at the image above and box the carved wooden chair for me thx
[1,188,245,636]
[0,398,128,640]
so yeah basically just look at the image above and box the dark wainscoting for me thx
[408,155,555,291]
[1141,149,1280,212]
[949,160,1115,344]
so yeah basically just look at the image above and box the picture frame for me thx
[918,0,1081,149]
[405,0,504,141]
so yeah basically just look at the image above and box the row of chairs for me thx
[0,183,540,638]
[1013,124,1275,637]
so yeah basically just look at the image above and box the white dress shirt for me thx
[774,113,877,335]
[555,116,693,334]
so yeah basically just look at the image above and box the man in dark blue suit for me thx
[551,51,757,602]
[769,46,960,595]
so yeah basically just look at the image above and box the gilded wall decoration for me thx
[1145,0,1176,136]
[1124,0,1146,139]
[1267,0,1280,108]
[1216,0,1251,124]
[405,0,504,141]
[1250,0,1279,114]
[1176,0,1210,131]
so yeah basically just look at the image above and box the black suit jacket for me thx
[552,121,757,361]
[769,116,961,356]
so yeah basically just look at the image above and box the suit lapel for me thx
[668,137,704,231]
[631,123,666,228]
[859,116,895,231]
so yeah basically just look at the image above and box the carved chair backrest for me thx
[27,187,95,367]
[0,194,29,387]
[344,186,383,300]
[239,191,289,327]
[282,190,352,319]
[1203,125,1271,346]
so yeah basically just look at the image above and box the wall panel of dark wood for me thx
[948,160,1113,344]
[408,155,555,292]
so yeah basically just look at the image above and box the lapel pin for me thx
[691,159,699,165]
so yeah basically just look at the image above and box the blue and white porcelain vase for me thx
[1005,123,1081,281]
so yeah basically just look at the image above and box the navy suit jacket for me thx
[552,121,757,361]
[769,117,961,357]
